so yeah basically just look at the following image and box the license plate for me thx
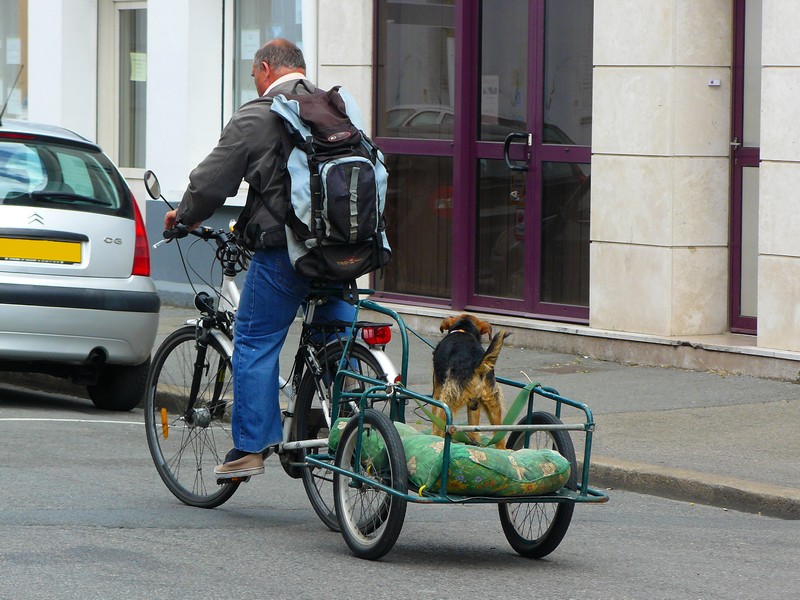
[0,237,82,264]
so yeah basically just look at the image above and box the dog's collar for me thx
[448,329,467,335]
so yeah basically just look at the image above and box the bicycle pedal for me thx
[218,476,251,485]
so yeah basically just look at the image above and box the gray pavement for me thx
[7,304,800,519]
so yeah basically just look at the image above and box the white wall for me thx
[146,0,223,202]
[27,0,97,140]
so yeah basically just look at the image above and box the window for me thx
[233,0,306,108]
[0,139,126,215]
[117,6,147,169]
[0,0,28,120]
[376,1,455,141]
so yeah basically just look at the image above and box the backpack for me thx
[270,82,391,282]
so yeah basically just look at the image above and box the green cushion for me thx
[329,418,570,497]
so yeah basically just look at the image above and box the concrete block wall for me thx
[758,0,800,351]
[316,0,375,135]
[590,0,733,337]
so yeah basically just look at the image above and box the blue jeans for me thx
[231,247,356,453]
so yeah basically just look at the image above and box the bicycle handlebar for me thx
[153,224,235,249]
[162,223,191,240]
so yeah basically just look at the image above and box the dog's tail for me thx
[477,330,510,376]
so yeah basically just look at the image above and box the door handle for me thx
[504,132,530,172]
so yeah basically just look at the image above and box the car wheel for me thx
[87,358,150,411]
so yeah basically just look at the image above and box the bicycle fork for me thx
[182,318,227,428]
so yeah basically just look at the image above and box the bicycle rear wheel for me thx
[145,325,239,508]
[294,343,389,531]
[498,411,577,558]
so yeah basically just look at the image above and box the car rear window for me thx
[0,139,130,217]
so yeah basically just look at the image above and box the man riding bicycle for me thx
[163,38,356,479]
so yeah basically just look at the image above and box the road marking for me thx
[0,418,143,425]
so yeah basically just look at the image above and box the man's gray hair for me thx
[254,38,306,71]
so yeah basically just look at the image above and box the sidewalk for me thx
[384,311,800,519]
[161,305,800,519]
[9,304,800,519]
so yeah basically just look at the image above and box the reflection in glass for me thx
[376,1,455,140]
[475,159,526,299]
[743,0,761,147]
[376,155,453,298]
[118,8,147,169]
[740,167,758,316]
[478,0,528,142]
[541,162,590,306]
[234,0,304,108]
[543,0,593,147]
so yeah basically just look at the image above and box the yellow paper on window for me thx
[130,52,147,82]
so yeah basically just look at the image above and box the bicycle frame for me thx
[145,172,401,517]
[190,270,398,456]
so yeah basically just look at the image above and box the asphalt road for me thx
[2,382,799,600]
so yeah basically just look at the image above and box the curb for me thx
[586,456,800,520]
[6,372,799,520]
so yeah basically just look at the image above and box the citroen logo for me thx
[28,213,44,225]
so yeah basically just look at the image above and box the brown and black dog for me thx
[431,314,510,449]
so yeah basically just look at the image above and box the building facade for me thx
[4,0,799,361]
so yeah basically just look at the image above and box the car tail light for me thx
[361,325,391,346]
[0,132,35,140]
[131,193,151,276]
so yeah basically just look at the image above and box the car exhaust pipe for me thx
[86,347,107,366]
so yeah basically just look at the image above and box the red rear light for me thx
[131,193,151,276]
[0,132,36,140]
[361,325,391,346]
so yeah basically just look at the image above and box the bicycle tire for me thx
[498,411,578,558]
[333,409,408,560]
[144,325,239,508]
[294,342,389,531]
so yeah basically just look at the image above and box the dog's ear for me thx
[440,316,456,333]
[477,320,493,338]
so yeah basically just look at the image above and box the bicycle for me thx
[141,171,398,531]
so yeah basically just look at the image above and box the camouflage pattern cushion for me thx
[329,419,570,497]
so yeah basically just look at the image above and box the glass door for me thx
[730,0,760,334]
[469,0,592,320]
[374,0,592,321]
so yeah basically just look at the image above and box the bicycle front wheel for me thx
[145,325,239,508]
[295,343,389,531]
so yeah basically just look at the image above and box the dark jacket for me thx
[176,78,317,248]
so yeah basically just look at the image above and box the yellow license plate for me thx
[0,237,82,264]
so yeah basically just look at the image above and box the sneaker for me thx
[214,448,265,479]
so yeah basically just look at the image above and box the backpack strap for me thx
[341,279,359,305]
[303,135,325,242]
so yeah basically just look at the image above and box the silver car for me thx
[0,119,160,410]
